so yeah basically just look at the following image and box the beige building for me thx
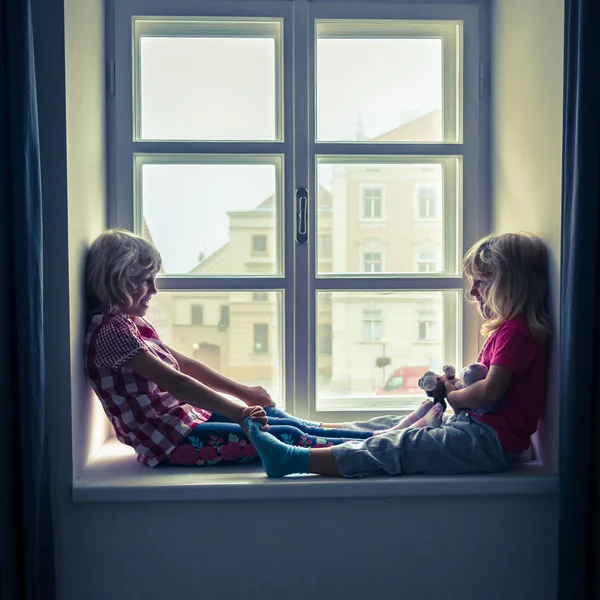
[147,110,448,399]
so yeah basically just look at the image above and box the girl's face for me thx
[469,277,493,319]
[123,272,158,318]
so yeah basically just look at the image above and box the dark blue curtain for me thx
[558,1,600,599]
[0,0,55,598]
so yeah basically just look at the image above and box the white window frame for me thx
[415,183,442,221]
[417,311,440,342]
[359,183,385,221]
[416,251,441,273]
[363,251,383,273]
[362,310,383,341]
[107,0,485,423]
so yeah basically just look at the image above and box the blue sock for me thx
[245,419,310,477]
[264,406,321,427]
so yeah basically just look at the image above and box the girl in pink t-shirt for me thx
[246,232,552,477]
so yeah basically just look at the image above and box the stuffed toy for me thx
[418,363,489,411]
[458,362,488,387]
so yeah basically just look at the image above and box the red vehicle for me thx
[373,366,429,395]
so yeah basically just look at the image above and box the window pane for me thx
[319,235,332,258]
[318,323,333,355]
[416,251,440,273]
[146,290,284,406]
[317,161,451,275]
[316,291,459,411]
[140,162,280,275]
[316,30,443,142]
[138,33,278,141]
[253,323,269,354]
[363,253,382,273]
[252,235,268,254]
[416,185,440,219]
[191,304,204,325]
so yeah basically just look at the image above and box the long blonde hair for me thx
[463,232,552,344]
[86,229,162,312]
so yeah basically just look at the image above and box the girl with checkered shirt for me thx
[245,232,552,478]
[85,229,373,467]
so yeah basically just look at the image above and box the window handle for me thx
[296,187,308,244]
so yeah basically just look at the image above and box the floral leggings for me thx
[165,407,373,467]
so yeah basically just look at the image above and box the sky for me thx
[140,35,442,273]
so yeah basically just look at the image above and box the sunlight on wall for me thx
[83,391,112,464]
[64,0,108,476]
[95,437,136,462]
[491,0,564,472]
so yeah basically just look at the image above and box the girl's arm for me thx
[445,364,513,411]
[166,346,275,407]
[128,351,268,427]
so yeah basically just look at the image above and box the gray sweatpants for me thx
[333,411,511,478]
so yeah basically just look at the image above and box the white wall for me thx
[34,1,560,599]
[491,0,564,472]
[63,0,110,476]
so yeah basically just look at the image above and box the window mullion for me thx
[291,1,312,420]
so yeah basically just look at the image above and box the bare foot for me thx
[411,403,444,429]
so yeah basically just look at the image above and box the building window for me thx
[252,234,267,255]
[218,305,230,332]
[418,311,439,341]
[363,310,383,341]
[415,185,439,220]
[319,234,332,258]
[252,292,268,302]
[416,252,440,272]
[253,323,269,354]
[318,323,332,355]
[363,252,382,273]
[362,186,384,219]
[191,304,204,325]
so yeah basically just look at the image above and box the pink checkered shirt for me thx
[84,309,210,467]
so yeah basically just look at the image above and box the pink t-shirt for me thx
[468,316,548,454]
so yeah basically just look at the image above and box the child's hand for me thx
[444,379,457,394]
[235,405,269,434]
[445,389,462,414]
[239,385,276,408]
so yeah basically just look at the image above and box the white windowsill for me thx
[73,438,559,503]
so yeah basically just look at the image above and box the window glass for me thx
[191,305,204,325]
[137,20,281,141]
[317,161,452,275]
[116,13,472,419]
[254,323,269,354]
[146,291,284,405]
[317,36,443,142]
[139,161,281,276]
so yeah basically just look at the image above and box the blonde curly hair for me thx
[463,232,552,344]
[86,229,162,312]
